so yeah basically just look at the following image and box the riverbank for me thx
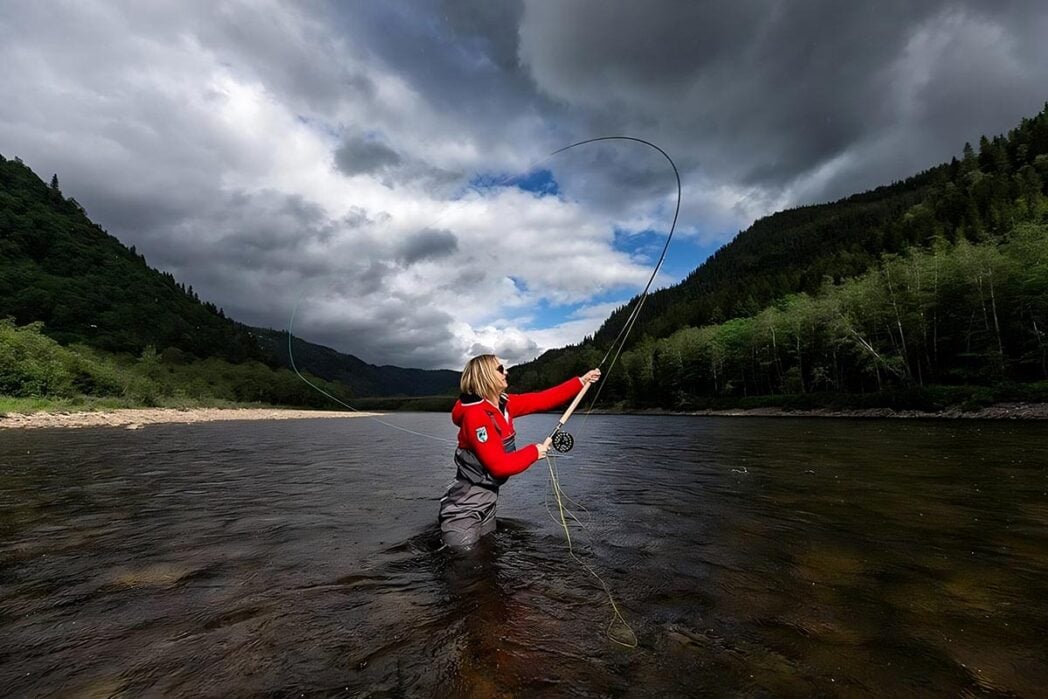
[4,402,1046,430]
[686,401,1048,419]
[0,407,379,430]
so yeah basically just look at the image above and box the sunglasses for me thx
[496,364,506,375]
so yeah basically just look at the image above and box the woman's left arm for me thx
[508,369,600,417]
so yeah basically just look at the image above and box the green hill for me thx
[0,154,458,406]
[0,154,263,362]
[513,104,1048,410]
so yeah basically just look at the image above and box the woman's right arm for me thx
[508,369,600,418]
[507,377,584,417]
[462,410,547,478]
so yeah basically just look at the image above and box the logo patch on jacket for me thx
[475,426,488,443]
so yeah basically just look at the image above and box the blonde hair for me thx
[460,354,503,401]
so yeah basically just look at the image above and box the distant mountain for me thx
[253,326,458,397]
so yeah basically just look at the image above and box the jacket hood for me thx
[451,393,483,426]
[451,392,507,426]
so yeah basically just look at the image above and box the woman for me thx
[439,354,600,550]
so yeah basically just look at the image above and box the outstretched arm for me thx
[509,369,601,417]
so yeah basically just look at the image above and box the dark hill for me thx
[515,103,1048,386]
[0,154,263,362]
[0,154,460,398]
[254,327,458,397]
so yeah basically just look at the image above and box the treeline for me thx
[0,320,350,409]
[514,224,1048,410]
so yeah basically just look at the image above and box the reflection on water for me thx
[1,415,1047,695]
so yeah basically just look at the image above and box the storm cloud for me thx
[335,136,403,177]
[2,1,1047,368]
[519,0,1048,201]
[398,229,459,266]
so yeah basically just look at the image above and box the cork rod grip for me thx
[542,380,592,449]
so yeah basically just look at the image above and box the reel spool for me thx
[550,430,574,453]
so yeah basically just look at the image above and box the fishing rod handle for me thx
[542,380,592,449]
[560,379,592,423]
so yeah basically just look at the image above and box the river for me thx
[1,415,1046,696]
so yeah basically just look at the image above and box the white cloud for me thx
[0,1,664,369]
[4,1,1048,371]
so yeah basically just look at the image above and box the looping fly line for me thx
[537,137,682,455]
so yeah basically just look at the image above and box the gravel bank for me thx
[0,408,380,430]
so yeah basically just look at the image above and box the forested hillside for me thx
[513,105,1048,409]
[0,154,264,361]
[0,154,457,407]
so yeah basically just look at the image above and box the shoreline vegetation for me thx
[690,402,1048,419]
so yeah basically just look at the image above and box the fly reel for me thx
[550,429,575,453]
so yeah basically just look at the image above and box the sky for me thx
[2,1,1047,369]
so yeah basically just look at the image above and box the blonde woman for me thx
[439,354,600,550]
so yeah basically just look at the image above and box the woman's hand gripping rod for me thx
[542,373,597,454]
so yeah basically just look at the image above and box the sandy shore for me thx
[0,407,381,430]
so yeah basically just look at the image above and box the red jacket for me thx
[451,377,584,479]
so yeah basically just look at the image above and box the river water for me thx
[1,414,1046,696]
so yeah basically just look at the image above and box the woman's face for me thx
[495,357,508,392]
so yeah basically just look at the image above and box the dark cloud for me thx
[197,3,377,113]
[542,140,677,221]
[398,228,459,265]
[334,132,463,192]
[343,206,387,229]
[445,269,487,292]
[334,136,402,176]
[146,192,328,268]
[519,0,1048,201]
[326,0,571,164]
[295,301,463,368]
[439,0,525,74]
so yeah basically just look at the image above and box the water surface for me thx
[1,415,1046,696]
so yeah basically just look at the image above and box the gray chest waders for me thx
[439,434,516,549]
